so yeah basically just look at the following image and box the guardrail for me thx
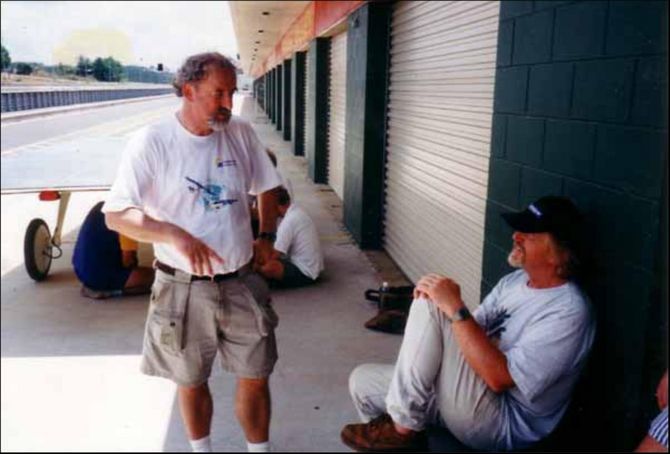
[1,88,174,113]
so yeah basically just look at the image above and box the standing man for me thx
[103,52,282,453]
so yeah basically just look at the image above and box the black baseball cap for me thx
[501,196,585,250]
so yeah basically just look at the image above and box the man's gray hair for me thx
[172,52,237,97]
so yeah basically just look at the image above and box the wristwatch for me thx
[258,231,276,242]
[450,306,471,323]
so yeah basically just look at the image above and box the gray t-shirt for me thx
[473,269,596,449]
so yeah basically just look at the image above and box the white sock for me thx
[190,435,212,452]
[247,440,271,452]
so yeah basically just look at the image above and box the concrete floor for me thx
[1,95,410,452]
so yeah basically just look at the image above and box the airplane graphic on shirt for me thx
[185,176,237,211]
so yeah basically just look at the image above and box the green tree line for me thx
[1,43,11,71]
[1,45,172,84]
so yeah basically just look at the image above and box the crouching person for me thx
[256,187,323,288]
[73,201,154,299]
[341,196,596,452]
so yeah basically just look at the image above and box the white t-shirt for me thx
[473,269,596,450]
[103,114,281,275]
[274,204,323,280]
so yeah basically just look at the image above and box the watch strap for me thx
[258,231,276,242]
[450,306,471,323]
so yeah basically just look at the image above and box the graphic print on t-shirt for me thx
[215,157,237,168]
[484,308,511,341]
[185,176,238,211]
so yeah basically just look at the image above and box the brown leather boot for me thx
[340,413,427,452]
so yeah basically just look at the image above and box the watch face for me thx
[455,307,471,321]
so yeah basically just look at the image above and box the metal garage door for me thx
[383,1,500,307]
[328,31,348,199]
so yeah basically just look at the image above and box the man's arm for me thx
[106,207,223,276]
[657,370,668,410]
[416,273,515,393]
[253,186,281,267]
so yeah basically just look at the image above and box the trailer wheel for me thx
[24,218,53,281]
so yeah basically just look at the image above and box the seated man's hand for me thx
[253,237,274,269]
[415,273,464,318]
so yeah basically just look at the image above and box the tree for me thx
[55,63,76,76]
[15,62,33,75]
[92,56,124,82]
[1,43,10,71]
[76,55,91,77]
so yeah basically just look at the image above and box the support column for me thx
[275,64,283,131]
[264,72,270,114]
[343,2,391,249]
[282,59,292,141]
[291,52,306,156]
[305,38,330,184]
[270,69,276,123]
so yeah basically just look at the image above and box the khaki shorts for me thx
[140,267,279,386]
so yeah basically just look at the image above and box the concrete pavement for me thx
[1,94,410,452]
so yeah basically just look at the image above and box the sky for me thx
[0,1,238,72]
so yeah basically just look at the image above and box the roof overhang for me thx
[229,1,365,78]
[229,1,310,77]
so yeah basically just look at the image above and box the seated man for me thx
[73,201,154,299]
[250,149,293,238]
[635,369,668,452]
[341,196,596,452]
[256,187,323,288]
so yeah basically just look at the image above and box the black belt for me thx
[154,260,238,282]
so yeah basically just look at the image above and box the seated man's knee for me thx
[349,364,377,397]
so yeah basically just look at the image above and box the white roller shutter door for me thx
[383,1,500,307]
[328,31,348,199]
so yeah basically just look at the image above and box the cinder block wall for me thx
[482,1,668,450]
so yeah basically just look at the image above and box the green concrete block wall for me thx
[483,1,668,450]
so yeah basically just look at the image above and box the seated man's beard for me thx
[507,248,524,269]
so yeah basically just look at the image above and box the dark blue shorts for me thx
[276,258,315,288]
[78,266,132,291]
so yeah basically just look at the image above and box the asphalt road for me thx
[0,95,180,151]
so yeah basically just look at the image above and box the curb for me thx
[1,94,175,124]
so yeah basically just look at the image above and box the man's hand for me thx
[253,237,274,270]
[106,208,224,276]
[656,370,668,409]
[415,273,464,318]
[170,226,224,276]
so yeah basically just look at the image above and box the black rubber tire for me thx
[24,218,53,281]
